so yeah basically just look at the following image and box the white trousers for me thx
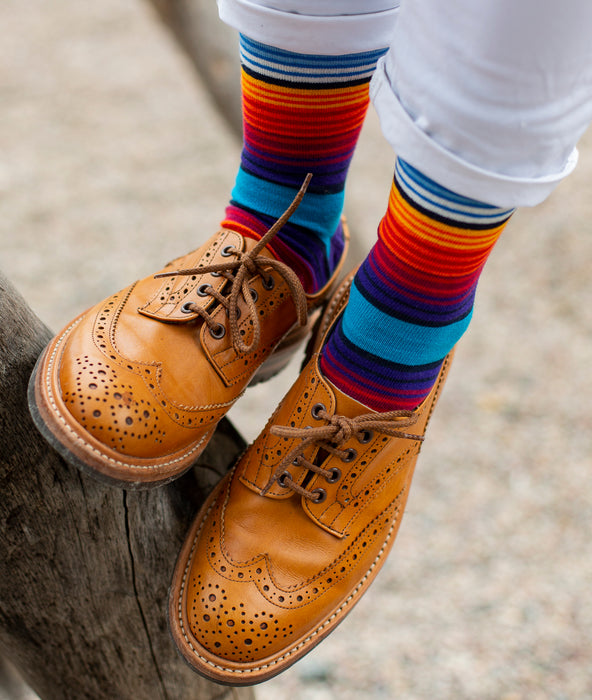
[218,0,592,207]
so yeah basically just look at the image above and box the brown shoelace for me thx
[155,175,311,354]
[263,403,424,501]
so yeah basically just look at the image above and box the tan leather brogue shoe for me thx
[28,185,349,487]
[169,276,454,685]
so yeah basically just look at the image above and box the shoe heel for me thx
[250,308,323,385]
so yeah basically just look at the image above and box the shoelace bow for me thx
[263,405,424,500]
[155,174,312,354]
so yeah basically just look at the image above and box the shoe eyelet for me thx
[311,403,326,420]
[278,471,291,488]
[221,245,236,257]
[249,287,258,302]
[358,429,374,444]
[210,271,221,277]
[326,467,341,484]
[209,323,226,339]
[341,448,357,463]
[262,275,275,290]
[196,283,211,297]
[181,302,195,314]
[311,488,327,504]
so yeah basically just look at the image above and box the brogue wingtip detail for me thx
[169,275,455,684]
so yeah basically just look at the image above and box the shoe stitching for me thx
[217,484,405,597]
[306,442,417,536]
[175,480,402,677]
[140,234,228,314]
[41,320,216,471]
[103,283,235,416]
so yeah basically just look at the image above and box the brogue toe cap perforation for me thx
[60,352,221,459]
[180,475,406,669]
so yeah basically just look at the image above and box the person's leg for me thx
[220,35,386,292]
[321,0,592,411]
[372,0,592,205]
[218,1,398,292]
[171,0,592,685]
[320,157,513,410]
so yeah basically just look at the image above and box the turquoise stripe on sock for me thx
[232,169,343,254]
[342,279,472,366]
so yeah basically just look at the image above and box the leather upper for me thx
[33,224,349,484]
[171,339,454,681]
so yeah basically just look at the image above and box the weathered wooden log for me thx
[0,272,254,700]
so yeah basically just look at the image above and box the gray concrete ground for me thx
[2,1,591,698]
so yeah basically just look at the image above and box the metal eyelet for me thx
[209,323,226,339]
[311,488,327,504]
[278,471,291,488]
[248,287,258,302]
[210,271,221,277]
[311,403,326,420]
[196,283,211,297]
[181,302,195,314]
[262,275,275,290]
[341,448,357,463]
[326,467,342,484]
[221,245,236,257]
[358,429,374,444]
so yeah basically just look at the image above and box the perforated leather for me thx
[169,279,454,682]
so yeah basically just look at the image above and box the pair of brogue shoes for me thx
[29,206,452,685]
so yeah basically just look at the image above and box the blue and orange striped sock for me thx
[221,35,387,293]
[320,157,514,412]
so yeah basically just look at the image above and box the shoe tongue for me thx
[319,368,378,420]
[138,229,246,323]
[241,232,279,261]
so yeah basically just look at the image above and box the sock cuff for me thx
[239,34,388,85]
[395,158,515,226]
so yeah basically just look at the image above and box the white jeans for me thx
[218,0,592,207]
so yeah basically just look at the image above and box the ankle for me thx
[222,204,345,294]
[320,317,444,412]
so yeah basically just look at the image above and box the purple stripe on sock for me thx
[354,251,477,327]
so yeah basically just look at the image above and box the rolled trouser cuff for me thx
[217,0,399,55]
[370,58,579,209]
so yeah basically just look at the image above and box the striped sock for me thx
[320,157,514,412]
[221,35,387,293]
